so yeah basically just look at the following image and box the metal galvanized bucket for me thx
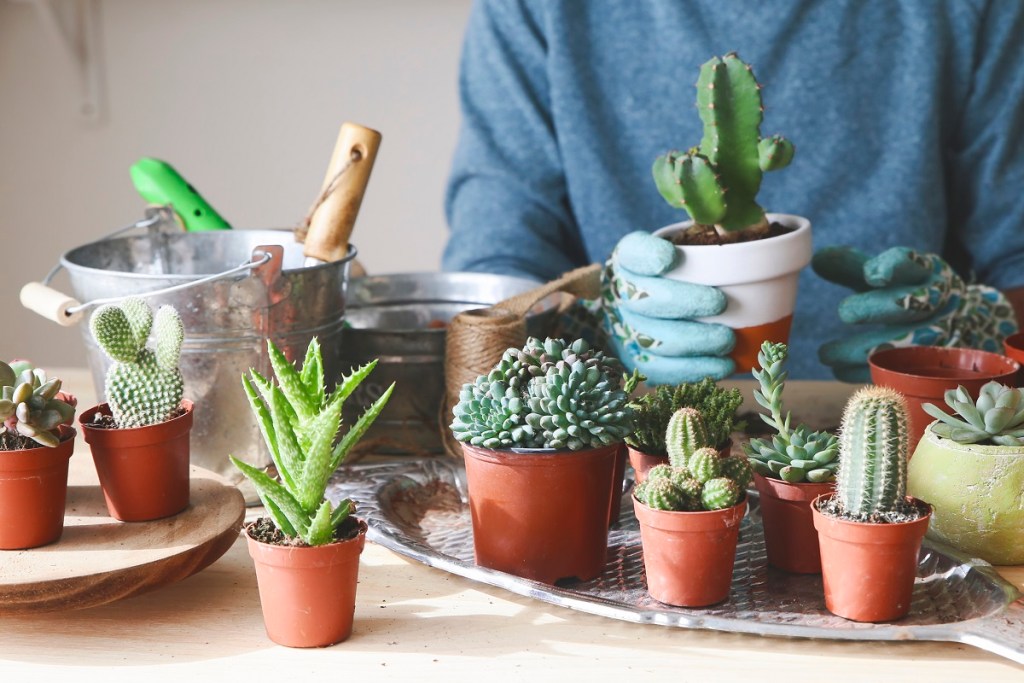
[59,222,355,490]
[340,273,559,456]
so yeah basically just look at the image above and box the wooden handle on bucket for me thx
[20,282,84,326]
[303,122,381,263]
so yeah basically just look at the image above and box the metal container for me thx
[339,273,558,455]
[61,229,355,490]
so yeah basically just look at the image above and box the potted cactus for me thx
[907,381,1024,564]
[812,386,932,622]
[625,377,742,483]
[231,337,393,648]
[450,337,634,584]
[0,361,77,549]
[79,297,193,522]
[651,52,812,372]
[743,341,838,573]
[632,407,753,606]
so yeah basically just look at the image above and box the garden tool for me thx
[130,158,232,232]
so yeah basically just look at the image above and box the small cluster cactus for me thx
[923,382,1024,446]
[231,338,394,546]
[829,386,920,522]
[450,337,635,451]
[626,378,743,455]
[90,298,184,428]
[743,341,839,483]
[653,52,794,238]
[634,408,752,512]
[0,360,76,448]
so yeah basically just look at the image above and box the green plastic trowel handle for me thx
[130,158,231,231]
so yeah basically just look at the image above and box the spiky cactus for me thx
[90,298,184,428]
[0,360,76,448]
[701,478,741,511]
[923,382,1024,446]
[834,386,914,519]
[743,341,839,483]
[665,407,713,467]
[653,52,794,238]
[688,446,722,483]
[451,336,635,451]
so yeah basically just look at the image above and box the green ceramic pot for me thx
[908,425,1024,565]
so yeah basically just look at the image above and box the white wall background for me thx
[0,0,472,367]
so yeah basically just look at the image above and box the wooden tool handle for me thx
[303,122,382,263]
[20,282,84,326]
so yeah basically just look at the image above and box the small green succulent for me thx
[626,378,743,456]
[923,382,1024,446]
[0,360,76,448]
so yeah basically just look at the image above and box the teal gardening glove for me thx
[598,231,735,385]
[812,245,1019,383]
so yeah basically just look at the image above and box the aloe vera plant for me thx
[230,338,394,546]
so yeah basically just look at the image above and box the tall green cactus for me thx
[835,386,910,517]
[90,298,184,428]
[665,407,713,467]
[653,52,794,236]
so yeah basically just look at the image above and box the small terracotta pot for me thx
[868,346,1019,453]
[812,493,932,622]
[1003,332,1024,385]
[80,401,193,522]
[462,442,618,584]
[0,426,75,550]
[628,440,732,485]
[632,495,747,607]
[247,519,367,648]
[609,444,627,527]
[753,473,834,574]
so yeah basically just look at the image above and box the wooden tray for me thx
[0,449,245,613]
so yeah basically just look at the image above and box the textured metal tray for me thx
[327,459,1024,665]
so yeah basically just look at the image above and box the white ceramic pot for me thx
[653,213,812,373]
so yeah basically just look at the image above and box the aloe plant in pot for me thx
[450,336,634,584]
[231,337,393,648]
[0,361,77,549]
[651,52,812,372]
[79,298,193,522]
[743,341,838,573]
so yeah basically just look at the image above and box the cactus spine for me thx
[91,298,185,428]
[653,52,794,237]
[835,386,910,517]
[665,407,713,467]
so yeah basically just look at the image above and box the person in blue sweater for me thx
[442,0,1024,381]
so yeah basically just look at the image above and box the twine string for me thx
[294,148,362,242]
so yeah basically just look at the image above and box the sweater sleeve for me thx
[947,0,1024,291]
[442,0,582,282]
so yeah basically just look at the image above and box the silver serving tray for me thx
[327,459,1024,665]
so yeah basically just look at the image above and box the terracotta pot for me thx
[609,444,627,527]
[909,426,1024,565]
[753,473,833,574]
[628,439,732,485]
[80,401,193,522]
[461,441,618,584]
[812,493,932,622]
[654,214,812,373]
[868,346,1019,453]
[632,495,747,607]
[0,426,75,550]
[1003,332,1024,385]
[247,519,367,648]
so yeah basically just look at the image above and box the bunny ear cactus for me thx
[231,338,395,547]
[923,381,1024,446]
[90,297,185,428]
[653,52,794,239]
[0,360,76,448]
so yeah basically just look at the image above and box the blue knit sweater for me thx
[442,0,1024,379]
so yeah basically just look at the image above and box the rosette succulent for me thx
[0,360,76,448]
[923,382,1024,446]
[450,337,634,451]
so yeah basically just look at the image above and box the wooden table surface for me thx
[1,371,1022,682]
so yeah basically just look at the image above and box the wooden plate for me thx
[0,448,245,613]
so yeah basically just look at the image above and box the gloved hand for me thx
[812,245,1018,383]
[598,231,735,384]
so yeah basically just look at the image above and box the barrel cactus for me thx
[0,360,76,448]
[665,407,713,467]
[743,341,839,483]
[653,52,794,239]
[830,386,920,522]
[923,382,1024,446]
[90,297,185,428]
[451,336,635,451]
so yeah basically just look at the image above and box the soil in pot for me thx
[753,473,833,574]
[80,401,193,522]
[812,494,932,622]
[247,517,367,648]
[632,495,747,607]
[0,426,75,550]
[462,442,618,585]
